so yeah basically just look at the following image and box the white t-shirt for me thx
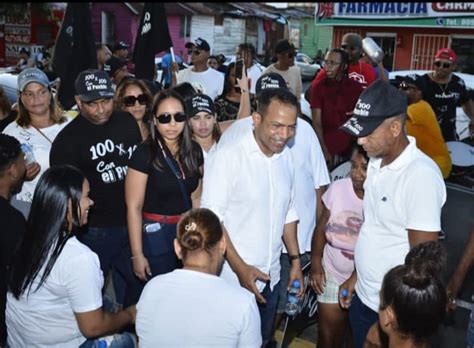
[247,64,263,95]
[136,269,262,348]
[6,237,103,348]
[177,67,224,100]
[3,118,71,203]
[202,118,298,292]
[355,136,446,311]
[262,64,302,101]
[285,119,330,253]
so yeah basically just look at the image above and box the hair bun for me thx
[180,221,203,251]
[403,241,446,288]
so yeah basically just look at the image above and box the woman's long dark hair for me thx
[148,89,201,178]
[220,62,236,99]
[9,165,86,298]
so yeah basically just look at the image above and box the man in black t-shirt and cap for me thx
[104,56,133,89]
[421,47,474,141]
[113,41,130,60]
[50,69,142,307]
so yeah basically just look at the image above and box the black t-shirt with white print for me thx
[50,111,142,227]
[422,73,470,141]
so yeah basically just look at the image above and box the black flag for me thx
[52,3,97,109]
[133,3,173,80]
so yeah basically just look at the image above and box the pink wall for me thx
[91,3,138,49]
[156,15,188,61]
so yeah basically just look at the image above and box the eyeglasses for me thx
[434,60,453,69]
[323,60,342,68]
[341,44,358,51]
[123,94,148,107]
[155,112,187,124]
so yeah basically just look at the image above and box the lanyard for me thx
[157,139,186,180]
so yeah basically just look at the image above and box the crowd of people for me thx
[0,32,473,348]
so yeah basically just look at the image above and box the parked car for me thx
[295,53,321,81]
[0,69,19,105]
[389,70,474,140]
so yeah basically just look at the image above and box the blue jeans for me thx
[468,305,474,348]
[348,293,379,348]
[79,226,133,306]
[79,332,136,348]
[258,281,281,347]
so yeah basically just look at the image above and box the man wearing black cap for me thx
[104,56,132,89]
[50,69,142,306]
[262,39,302,101]
[338,80,446,348]
[113,41,130,60]
[398,74,452,179]
[176,37,224,100]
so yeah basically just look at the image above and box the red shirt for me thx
[311,77,363,155]
[312,61,377,89]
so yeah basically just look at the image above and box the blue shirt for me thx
[162,53,182,85]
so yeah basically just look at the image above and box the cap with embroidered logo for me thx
[187,94,215,116]
[340,80,407,137]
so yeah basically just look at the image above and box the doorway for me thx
[451,37,474,74]
[366,33,396,71]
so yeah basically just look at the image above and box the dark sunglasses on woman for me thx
[434,60,453,69]
[123,94,148,107]
[155,112,187,124]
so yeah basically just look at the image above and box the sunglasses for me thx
[155,112,187,124]
[434,61,453,69]
[399,83,416,91]
[123,94,148,107]
[341,44,358,51]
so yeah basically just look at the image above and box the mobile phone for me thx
[144,222,161,233]
[235,59,244,80]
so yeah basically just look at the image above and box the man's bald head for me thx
[341,33,363,64]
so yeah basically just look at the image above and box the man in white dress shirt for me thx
[201,87,304,346]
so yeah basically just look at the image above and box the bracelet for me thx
[241,89,249,93]
[131,254,143,260]
[288,254,301,261]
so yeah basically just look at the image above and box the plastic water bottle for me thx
[96,335,114,347]
[285,279,300,316]
[21,143,36,164]
[341,288,348,299]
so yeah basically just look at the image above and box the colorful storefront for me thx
[314,2,474,72]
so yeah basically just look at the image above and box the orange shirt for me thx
[406,100,452,178]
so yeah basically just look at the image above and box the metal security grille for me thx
[411,34,451,70]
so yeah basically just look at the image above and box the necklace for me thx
[437,82,450,97]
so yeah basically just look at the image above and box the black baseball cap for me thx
[396,74,426,92]
[113,41,129,51]
[187,94,215,116]
[255,73,288,95]
[185,37,210,51]
[340,80,407,137]
[103,56,128,77]
[75,69,115,102]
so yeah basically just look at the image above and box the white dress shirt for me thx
[285,119,330,253]
[201,118,298,291]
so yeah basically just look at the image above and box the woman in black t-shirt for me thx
[125,89,203,288]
